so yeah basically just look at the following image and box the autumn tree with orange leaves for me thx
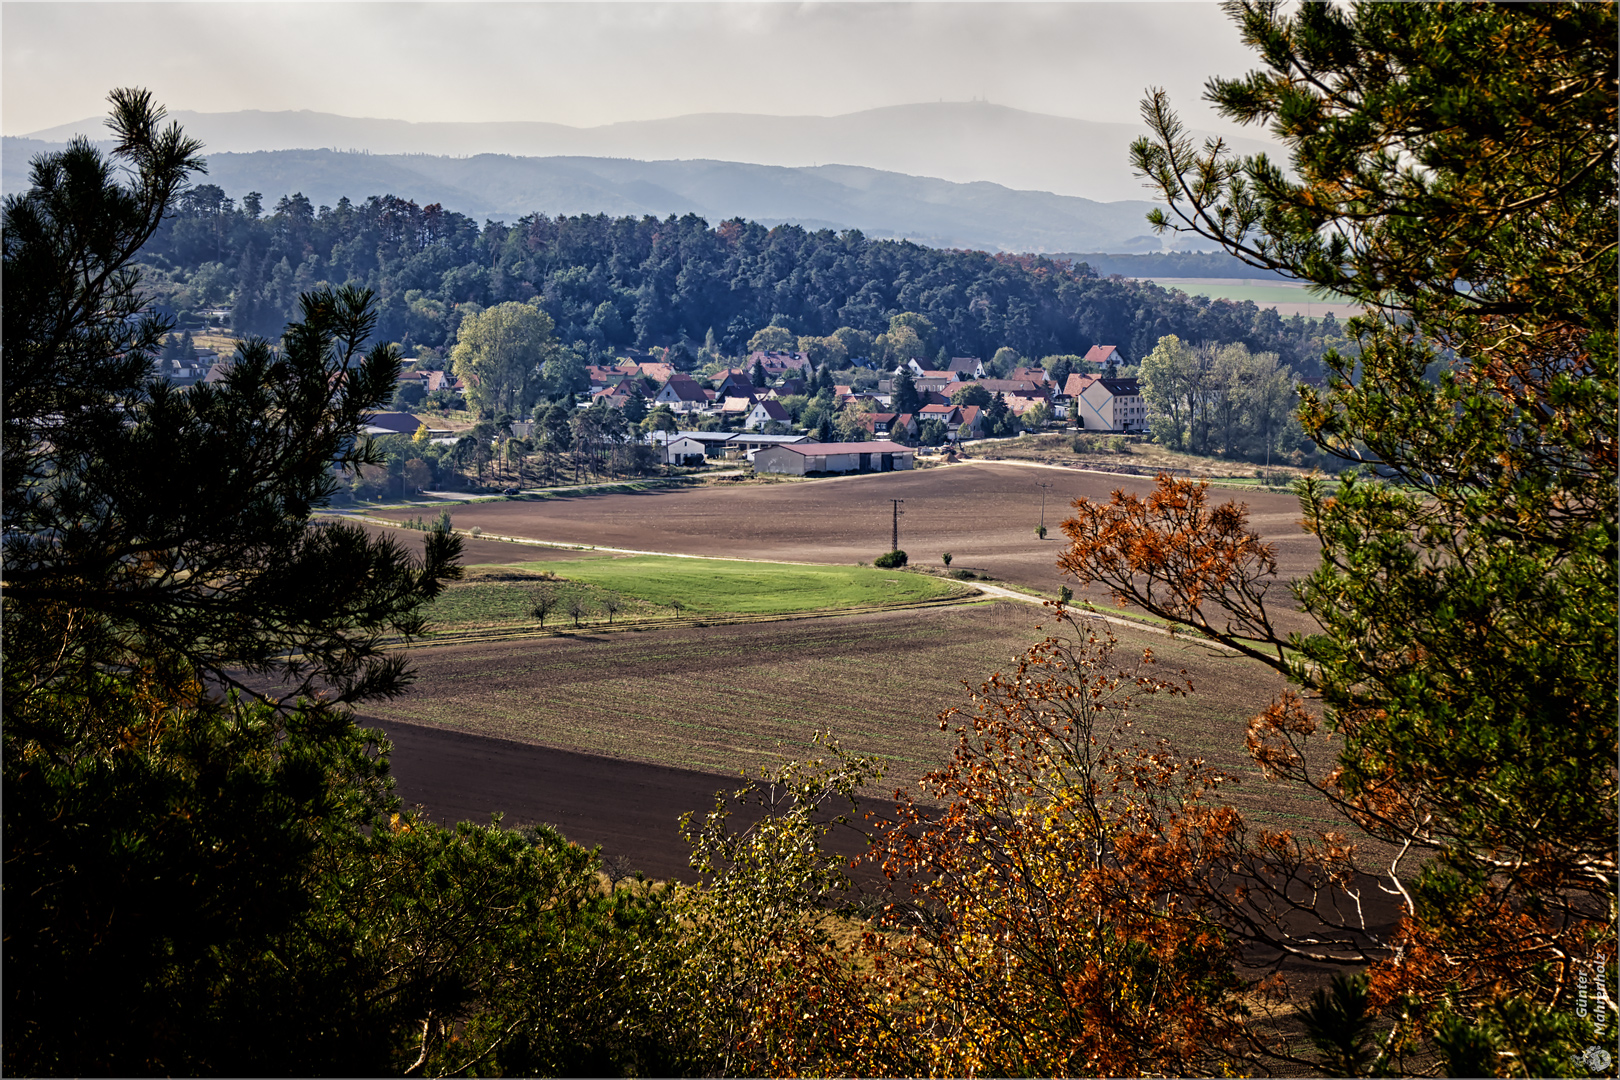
[679,615,1286,1077]
[1043,2,1618,1074]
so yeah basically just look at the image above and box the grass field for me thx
[514,555,965,614]
[421,555,972,632]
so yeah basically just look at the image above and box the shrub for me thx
[941,552,953,567]
[874,550,907,569]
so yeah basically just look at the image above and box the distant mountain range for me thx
[3,140,1187,253]
[17,101,1278,205]
[7,101,1276,252]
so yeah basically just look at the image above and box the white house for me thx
[744,399,791,430]
[653,375,711,414]
[1082,344,1124,371]
[662,435,711,466]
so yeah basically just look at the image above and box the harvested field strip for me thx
[415,592,987,647]
[368,602,1355,847]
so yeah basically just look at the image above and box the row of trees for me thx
[1139,335,1305,464]
[137,176,1353,375]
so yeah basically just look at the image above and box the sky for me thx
[4,2,1264,137]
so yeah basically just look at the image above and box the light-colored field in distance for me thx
[1134,276,1362,318]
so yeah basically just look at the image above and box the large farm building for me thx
[753,440,915,476]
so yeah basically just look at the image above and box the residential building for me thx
[745,399,790,430]
[1082,344,1124,371]
[1074,377,1145,432]
[654,375,711,414]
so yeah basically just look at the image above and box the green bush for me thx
[873,550,907,569]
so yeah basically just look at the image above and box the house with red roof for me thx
[745,399,790,430]
[1082,345,1124,371]
[955,405,985,440]
[654,374,712,414]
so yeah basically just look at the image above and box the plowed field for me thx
[372,461,1319,636]
[367,600,1334,838]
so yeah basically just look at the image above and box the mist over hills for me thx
[2,140,1179,253]
[18,101,1277,206]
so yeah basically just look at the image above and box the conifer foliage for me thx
[1046,2,1619,1070]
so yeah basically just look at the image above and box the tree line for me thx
[139,179,1350,374]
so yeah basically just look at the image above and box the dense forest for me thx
[139,186,1348,371]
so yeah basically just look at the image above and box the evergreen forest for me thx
[142,186,1349,372]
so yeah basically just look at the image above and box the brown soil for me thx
[365,601,1339,843]
[371,462,1320,636]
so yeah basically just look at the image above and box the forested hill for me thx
[5,138,1168,253]
[138,186,1348,372]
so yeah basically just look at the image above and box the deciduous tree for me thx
[451,300,560,417]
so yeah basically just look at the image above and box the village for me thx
[353,343,1147,481]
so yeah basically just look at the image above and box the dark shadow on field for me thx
[370,719,884,887]
[375,719,1403,990]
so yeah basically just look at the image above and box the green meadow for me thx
[518,555,965,614]
[421,556,971,632]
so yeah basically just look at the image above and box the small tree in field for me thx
[565,595,589,628]
[941,552,952,568]
[600,591,622,625]
[531,585,556,628]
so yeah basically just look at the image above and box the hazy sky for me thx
[4,3,1264,136]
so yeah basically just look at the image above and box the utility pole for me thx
[1036,480,1054,532]
[890,499,904,552]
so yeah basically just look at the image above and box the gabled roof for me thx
[1062,373,1100,397]
[945,357,982,375]
[1099,377,1141,395]
[658,375,709,402]
[362,412,425,436]
[1010,366,1048,384]
[960,378,1046,395]
[767,440,911,456]
[751,399,790,421]
[1082,345,1122,367]
[633,362,677,383]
